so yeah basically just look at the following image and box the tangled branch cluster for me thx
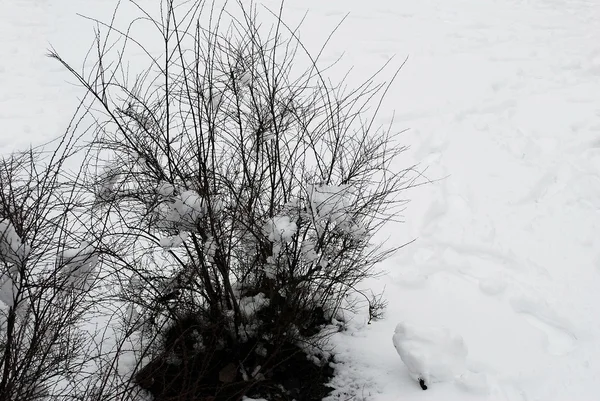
[0,1,423,400]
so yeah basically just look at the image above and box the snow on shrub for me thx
[0,219,30,265]
[307,184,368,242]
[309,184,353,223]
[96,164,121,200]
[239,292,269,320]
[300,239,319,263]
[157,182,175,197]
[153,188,206,232]
[57,241,99,289]
[264,215,297,242]
[0,264,19,308]
[0,221,27,309]
[159,231,189,249]
[167,190,204,226]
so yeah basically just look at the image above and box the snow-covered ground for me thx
[3,0,600,400]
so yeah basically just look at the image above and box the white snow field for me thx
[3,0,600,400]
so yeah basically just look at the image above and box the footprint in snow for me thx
[478,276,508,296]
[509,295,577,356]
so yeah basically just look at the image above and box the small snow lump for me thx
[392,322,468,390]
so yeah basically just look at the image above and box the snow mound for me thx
[392,322,468,388]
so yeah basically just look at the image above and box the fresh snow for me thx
[3,0,600,400]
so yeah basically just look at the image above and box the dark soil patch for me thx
[134,314,335,401]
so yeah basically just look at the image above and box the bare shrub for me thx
[0,123,110,400]
[45,0,423,400]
